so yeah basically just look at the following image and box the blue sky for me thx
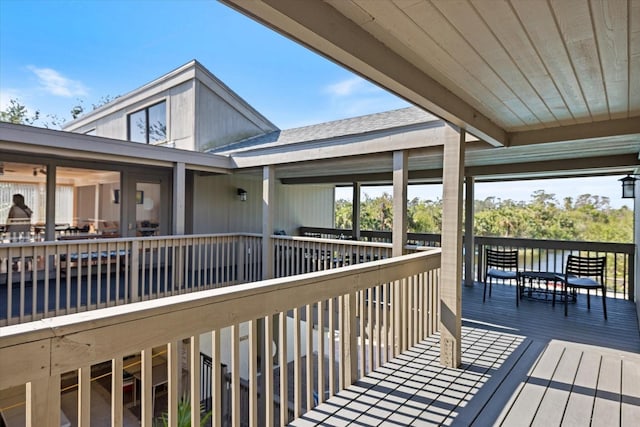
[0,0,631,208]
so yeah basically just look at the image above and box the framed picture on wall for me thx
[113,190,144,204]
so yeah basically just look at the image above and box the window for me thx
[127,101,167,144]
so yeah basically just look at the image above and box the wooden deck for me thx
[291,282,640,426]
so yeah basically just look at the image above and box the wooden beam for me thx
[464,176,475,287]
[440,130,464,368]
[352,183,361,240]
[393,151,408,257]
[173,162,186,235]
[262,165,275,279]
[220,0,507,146]
[508,117,640,146]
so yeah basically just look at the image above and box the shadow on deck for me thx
[291,282,640,426]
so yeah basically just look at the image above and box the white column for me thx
[392,151,408,257]
[634,181,639,327]
[262,165,275,279]
[464,176,475,287]
[173,162,186,235]
[440,129,465,368]
[45,166,56,241]
[352,182,361,240]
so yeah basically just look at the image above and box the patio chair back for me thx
[564,255,607,319]
[484,249,520,304]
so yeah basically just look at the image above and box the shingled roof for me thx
[209,106,437,155]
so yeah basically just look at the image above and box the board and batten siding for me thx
[192,174,334,235]
[195,80,270,152]
[65,80,196,150]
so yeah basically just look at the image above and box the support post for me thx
[464,176,475,287]
[262,165,275,280]
[352,182,361,240]
[392,151,408,257]
[45,165,56,241]
[440,129,465,368]
[26,375,60,427]
[173,162,186,235]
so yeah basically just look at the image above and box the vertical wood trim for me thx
[231,324,240,427]
[26,375,60,427]
[112,358,124,427]
[392,151,408,257]
[173,162,186,235]
[262,165,275,280]
[317,300,325,405]
[278,312,288,426]
[293,307,302,417]
[211,330,222,427]
[440,129,465,368]
[249,320,258,427]
[141,348,153,425]
[305,304,314,411]
[264,315,274,427]
[338,295,345,391]
[45,166,56,241]
[352,183,361,240]
[328,297,336,397]
[190,336,201,427]
[464,176,475,287]
[130,240,139,303]
[78,366,91,426]
[167,341,179,427]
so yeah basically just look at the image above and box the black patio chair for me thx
[562,255,607,319]
[484,249,520,305]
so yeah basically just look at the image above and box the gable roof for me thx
[210,106,437,155]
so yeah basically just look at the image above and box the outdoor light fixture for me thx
[237,188,248,201]
[619,174,637,199]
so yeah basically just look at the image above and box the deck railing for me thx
[299,227,635,300]
[0,233,262,326]
[272,235,393,277]
[0,249,441,426]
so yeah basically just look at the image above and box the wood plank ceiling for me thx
[222,0,640,152]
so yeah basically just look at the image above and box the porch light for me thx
[237,188,248,201]
[620,175,637,199]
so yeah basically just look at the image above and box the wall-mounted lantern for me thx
[619,175,637,199]
[237,188,248,202]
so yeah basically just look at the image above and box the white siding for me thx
[67,81,196,150]
[195,81,267,152]
[192,174,334,235]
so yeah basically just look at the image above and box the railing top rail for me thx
[0,249,441,390]
[475,236,635,253]
[273,234,393,249]
[0,232,263,248]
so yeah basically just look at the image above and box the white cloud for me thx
[325,77,369,97]
[28,66,88,97]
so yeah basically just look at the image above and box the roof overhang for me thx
[0,122,233,174]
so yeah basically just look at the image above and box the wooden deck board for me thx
[591,355,622,426]
[621,358,640,425]
[561,350,600,426]
[531,346,582,426]
[291,283,640,426]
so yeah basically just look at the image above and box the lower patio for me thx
[291,282,640,426]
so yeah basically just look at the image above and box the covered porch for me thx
[293,281,640,426]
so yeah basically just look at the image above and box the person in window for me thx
[6,193,33,234]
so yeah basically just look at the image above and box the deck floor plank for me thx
[621,358,640,425]
[499,342,565,426]
[531,345,582,426]
[561,350,600,426]
[591,354,622,426]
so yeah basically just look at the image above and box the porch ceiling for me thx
[221,0,640,181]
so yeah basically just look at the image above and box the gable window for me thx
[127,101,167,143]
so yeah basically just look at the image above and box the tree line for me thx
[336,189,633,243]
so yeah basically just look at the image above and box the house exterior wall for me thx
[63,80,197,151]
[194,80,267,152]
[191,173,334,235]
